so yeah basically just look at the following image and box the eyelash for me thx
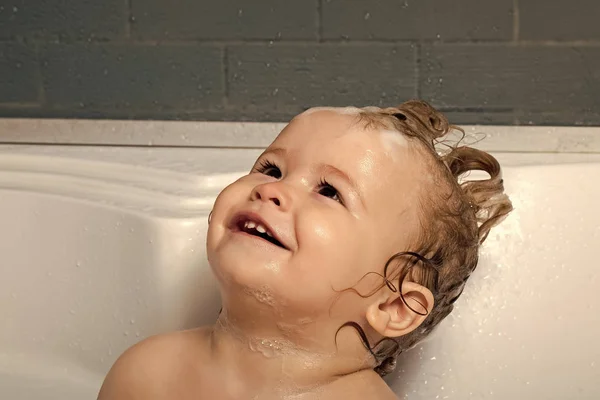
[254,160,344,205]
[256,160,281,178]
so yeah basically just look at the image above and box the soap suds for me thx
[301,106,362,116]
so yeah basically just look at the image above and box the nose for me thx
[251,181,291,210]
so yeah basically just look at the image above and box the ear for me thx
[365,282,434,338]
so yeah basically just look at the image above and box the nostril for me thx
[272,198,280,206]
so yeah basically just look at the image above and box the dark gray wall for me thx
[1,0,599,124]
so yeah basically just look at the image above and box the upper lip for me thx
[229,210,291,251]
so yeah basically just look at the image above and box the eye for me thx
[317,178,343,205]
[255,160,282,179]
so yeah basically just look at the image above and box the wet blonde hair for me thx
[344,100,513,376]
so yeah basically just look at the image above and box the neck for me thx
[208,308,373,398]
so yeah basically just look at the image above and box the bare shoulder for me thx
[325,369,398,400]
[97,328,210,400]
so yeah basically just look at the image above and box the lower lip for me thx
[231,229,287,251]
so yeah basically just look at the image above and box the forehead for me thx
[268,109,424,205]
[274,109,407,160]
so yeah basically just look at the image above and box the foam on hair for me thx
[340,100,513,376]
[300,106,362,116]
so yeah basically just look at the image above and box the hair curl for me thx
[340,100,513,376]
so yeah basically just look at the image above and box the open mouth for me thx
[233,216,287,250]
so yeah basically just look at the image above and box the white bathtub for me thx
[1,120,599,399]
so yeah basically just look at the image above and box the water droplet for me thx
[13,6,18,12]
[364,12,371,20]
[124,331,129,336]
[76,261,82,268]
[130,319,136,324]
[238,9,243,16]
[136,332,140,337]
[69,309,76,315]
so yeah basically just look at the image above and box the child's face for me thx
[207,109,428,323]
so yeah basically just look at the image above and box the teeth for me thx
[243,219,274,239]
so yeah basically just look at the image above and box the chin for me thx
[207,236,284,289]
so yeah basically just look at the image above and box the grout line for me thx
[513,0,520,42]
[1,141,600,155]
[316,0,323,42]
[125,0,133,38]
[0,102,43,108]
[0,141,270,150]
[415,43,421,99]
[4,36,600,47]
[222,46,230,101]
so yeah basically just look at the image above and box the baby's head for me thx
[206,100,512,375]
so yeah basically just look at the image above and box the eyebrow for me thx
[316,163,364,202]
[261,147,287,158]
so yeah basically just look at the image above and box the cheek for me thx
[297,212,373,286]
[206,180,247,250]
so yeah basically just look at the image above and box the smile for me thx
[230,212,289,250]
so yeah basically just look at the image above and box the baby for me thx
[98,100,512,400]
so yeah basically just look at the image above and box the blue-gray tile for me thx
[132,0,317,40]
[0,0,126,40]
[520,0,600,40]
[421,44,600,111]
[228,43,417,109]
[40,43,224,109]
[322,0,513,40]
[0,43,39,103]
